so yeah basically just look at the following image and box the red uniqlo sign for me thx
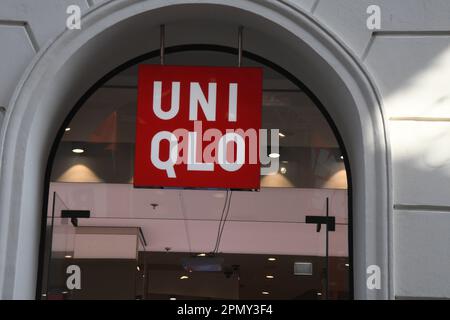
[134,65,263,189]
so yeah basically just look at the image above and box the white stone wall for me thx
[313,0,450,299]
[0,0,449,299]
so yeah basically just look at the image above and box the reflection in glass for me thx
[40,50,350,300]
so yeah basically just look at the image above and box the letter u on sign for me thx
[134,65,263,189]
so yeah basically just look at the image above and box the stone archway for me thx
[0,0,392,299]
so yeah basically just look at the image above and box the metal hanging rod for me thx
[160,24,165,65]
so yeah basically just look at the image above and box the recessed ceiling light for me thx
[64,255,72,259]
[278,132,286,137]
[345,263,350,267]
[262,291,270,295]
[170,297,177,300]
[268,257,276,261]
[180,275,189,280]
[269,153,280,159]
[340,155,344,160]
[65,127,71,132]
[317,292,322,296]
[72,148,84,154]
[265,275,274,279]
[280,167,287,174]
[136,266,140,271]
[197,253,207,257]
[62,291,68,294]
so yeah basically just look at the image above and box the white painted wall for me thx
[0,0,449,299]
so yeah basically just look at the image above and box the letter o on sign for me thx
[218,133,245,172]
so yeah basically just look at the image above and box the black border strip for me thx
[35,44,353,299]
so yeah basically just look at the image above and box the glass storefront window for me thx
[39,48,350,300]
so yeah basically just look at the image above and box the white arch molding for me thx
[0,0,393,299]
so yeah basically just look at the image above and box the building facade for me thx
[0,0,449,300]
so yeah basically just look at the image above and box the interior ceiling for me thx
[62,51,339,149]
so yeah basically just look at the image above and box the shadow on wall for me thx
[382,43,450,299]
[391,120,450,206]
[367,40,450,118]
